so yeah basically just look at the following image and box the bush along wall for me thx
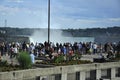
[17,51,32,69]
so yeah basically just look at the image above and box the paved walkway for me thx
[1,53,107,65]
[81,53,107,62]
[1,54,19,65]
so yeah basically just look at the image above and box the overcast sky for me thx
[0,0,120,29]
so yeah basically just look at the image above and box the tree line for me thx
[0,26,120,38]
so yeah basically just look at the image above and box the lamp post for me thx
[48,0,50,44]
[4,19,7,27]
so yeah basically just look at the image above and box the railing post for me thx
[96,69,101,80]
[61,73,67,80]
[80,71,86,80]
[111,68,116,79]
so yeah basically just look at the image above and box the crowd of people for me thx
[0,41,120,62]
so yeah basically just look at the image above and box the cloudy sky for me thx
[0,0,120,29]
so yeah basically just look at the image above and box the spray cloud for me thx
[29,29,94,44]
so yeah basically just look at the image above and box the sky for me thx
[0,0,120,29]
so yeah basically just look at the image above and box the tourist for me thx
[30,50,35,64]
[104,42,113,53]
[116,41,120,54]
[12,44,18,58]
[0,42,5,56]
[22,41,27,51]
[93,43,97,54]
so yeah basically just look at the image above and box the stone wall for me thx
[0,62,120,80]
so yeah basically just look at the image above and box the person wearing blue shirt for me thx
[30,50,35,64]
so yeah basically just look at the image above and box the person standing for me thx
[12,44,18,58]
[116,41,120,54]
[93,43,97,54]
[30,50,35,64]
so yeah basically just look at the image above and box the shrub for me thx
[17,51,32,69]
[115,53,120,60]
[72,51,82,60]
[0,60,8,67]
[54,54,64,64]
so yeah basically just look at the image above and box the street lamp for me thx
[48,0,50,44]
[4,19,7,27]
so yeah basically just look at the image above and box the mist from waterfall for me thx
[29,29,66,44]
[29,29,94,44]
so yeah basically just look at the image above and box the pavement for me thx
[1,53,107,65]
[81,53,107,62]
[1,54,19,65]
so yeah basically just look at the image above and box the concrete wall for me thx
[0,62,120,80]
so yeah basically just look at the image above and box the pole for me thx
[5,19,7,27]
[48,0,50,44]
